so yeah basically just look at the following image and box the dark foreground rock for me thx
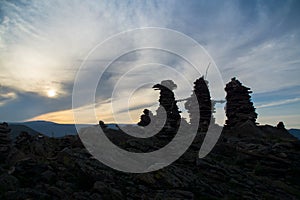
[0,123,299,200]
[0,123,12,162]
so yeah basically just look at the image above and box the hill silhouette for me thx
[8,124,40,141]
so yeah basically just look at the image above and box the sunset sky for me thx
[0,0,299,128]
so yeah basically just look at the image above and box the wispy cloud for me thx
[257,97,300,108]
[0,91,17,106]
[0,0,175,97]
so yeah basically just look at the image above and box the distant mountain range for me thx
[6,120,300,139]
[289,129,300,139]
[8,121,124,138]
[8,124,40,141]
[8,121,88,138]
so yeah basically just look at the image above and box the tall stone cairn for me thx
[153,80,181,129]
[185,76,212,132]
[225,77,257,128]
[0,122,12,161]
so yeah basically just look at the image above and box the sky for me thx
[0,0,299,128]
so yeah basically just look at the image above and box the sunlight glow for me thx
[47,89,57,98]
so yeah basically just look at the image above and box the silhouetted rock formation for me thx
[153,80,181,129]
[185,76,212,132]
[0,122,11,162]
[277,121,285,129]
[225,78,257,128]
[137,109,152,127]
[99,121,107,129]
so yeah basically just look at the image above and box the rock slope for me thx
[0,123,299,200]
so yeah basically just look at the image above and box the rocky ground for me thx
[0,122,300,200]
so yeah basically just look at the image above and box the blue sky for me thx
[0,0,299,128]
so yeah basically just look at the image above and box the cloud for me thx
[165,1,300,93]
[257,97,300,108]
[0,91,17,106]
[28,98,156,124]
[0,0,175,97]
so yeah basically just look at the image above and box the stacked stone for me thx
[225,77,257,128]
[185,76,212,132]
[137,109,152,127]
[99,120,107,129]
[0,122,11,161]
[277,121,285,129]
[153,80,181,129]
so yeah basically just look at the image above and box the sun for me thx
[47,89,57,98]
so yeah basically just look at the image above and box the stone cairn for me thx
[185,76,212,132]
[137,109,152,127]
[225,77,257,128]
[277,121,285,129]
[153,80,181,130]
[99,120,107,129]
[0,122,12,162]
